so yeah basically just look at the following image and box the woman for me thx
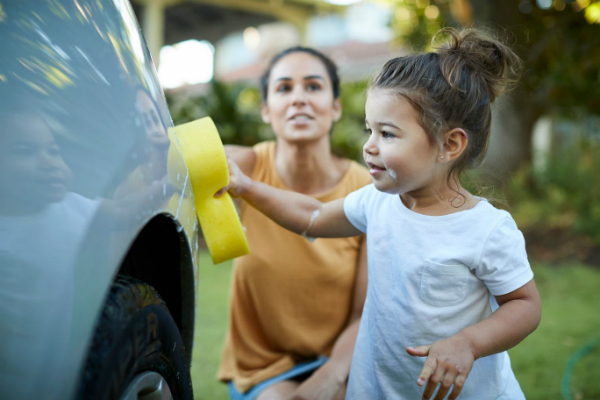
[218,47,371,400]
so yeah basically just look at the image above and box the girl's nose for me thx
[39,150,62,171]
[363,134,378,155]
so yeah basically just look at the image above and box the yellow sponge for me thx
[168,117,249,264]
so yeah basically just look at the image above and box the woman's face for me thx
[261,52,341,143]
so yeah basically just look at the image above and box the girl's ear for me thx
[332,98,342,122]
[260,102,270,124]
[441,128,468,162]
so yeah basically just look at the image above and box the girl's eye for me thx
[363,128,372,135]
[382,131,395,139]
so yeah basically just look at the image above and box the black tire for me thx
[78,275,193,400]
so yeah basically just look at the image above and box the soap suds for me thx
[382,160,398,182]
[300,208,320,243]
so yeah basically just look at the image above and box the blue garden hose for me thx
[561,337,600,399]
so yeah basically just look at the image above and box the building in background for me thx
[131,0,406,94]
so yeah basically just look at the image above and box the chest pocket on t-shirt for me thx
[420,261,468,306]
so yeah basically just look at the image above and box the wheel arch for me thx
[116,214,196,363]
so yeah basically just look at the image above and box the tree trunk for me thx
[468,0,542,184]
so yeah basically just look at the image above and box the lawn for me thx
[190,251,600,400]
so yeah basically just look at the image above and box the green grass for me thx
[191,251,232,400]
[191,252,600,400]
[509,263,600,399]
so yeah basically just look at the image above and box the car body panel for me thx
[0,1,198,398]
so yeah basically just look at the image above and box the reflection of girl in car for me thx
[0,106,176,398]
[0,110,100,399]
[218,47,371,400]
[0,110,100,268]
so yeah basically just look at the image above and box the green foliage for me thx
[331,81,369,161]
[166,80,272,146]
[390,0,446,50]
[506,138,600,244]
[387,0,600,115]
[166,79,369,162]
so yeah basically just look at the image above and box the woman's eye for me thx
[276,84,291,92]
[307,83,321,91]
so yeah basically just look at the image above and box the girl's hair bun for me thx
[433,27,523,102]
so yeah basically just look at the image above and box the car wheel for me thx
[78,275,193,400]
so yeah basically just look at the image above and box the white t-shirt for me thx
[343,184,533,400]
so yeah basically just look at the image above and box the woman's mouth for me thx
[289,114,313,126]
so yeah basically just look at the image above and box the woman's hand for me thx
[406,333,476,400]
[290,363,346,400]
[215,157,252,198]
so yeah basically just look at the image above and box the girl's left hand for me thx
[406,334,475,400]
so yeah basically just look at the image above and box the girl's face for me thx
[261,52,341,143]
[364,89,442,195]
[0,116,72,211]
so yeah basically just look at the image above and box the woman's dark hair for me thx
[260,46,341,101]
[370,27,523,183]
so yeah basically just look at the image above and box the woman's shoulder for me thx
[319,157,371,200]
[224,144,258,177]
[341,159,372,190]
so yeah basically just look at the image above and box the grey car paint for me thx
[0,0,199,398]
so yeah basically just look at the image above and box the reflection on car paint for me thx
[0,1,196,399]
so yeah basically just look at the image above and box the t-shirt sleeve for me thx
[475,216,534,296]
[343,184,373,234]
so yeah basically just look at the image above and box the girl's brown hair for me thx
[370,27,523,182]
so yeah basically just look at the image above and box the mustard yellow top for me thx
[218,141,372,393]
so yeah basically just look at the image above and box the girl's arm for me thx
[291,238,368,400]
[224,157,362,239]
[407,279,541,400]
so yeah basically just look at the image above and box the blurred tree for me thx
[387,0,600,182]
[166,80,271,146]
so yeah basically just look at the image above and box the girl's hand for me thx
[215,157,251,198]
[406,334,475,400]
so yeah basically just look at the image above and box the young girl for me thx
[221,28,541,400]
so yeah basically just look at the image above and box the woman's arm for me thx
[225,158,362,239]
[292,238,368,400]
[407,279,541,400]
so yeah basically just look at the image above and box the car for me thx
[0,1,200,398]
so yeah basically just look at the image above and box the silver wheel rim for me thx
[120,371,173,400]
